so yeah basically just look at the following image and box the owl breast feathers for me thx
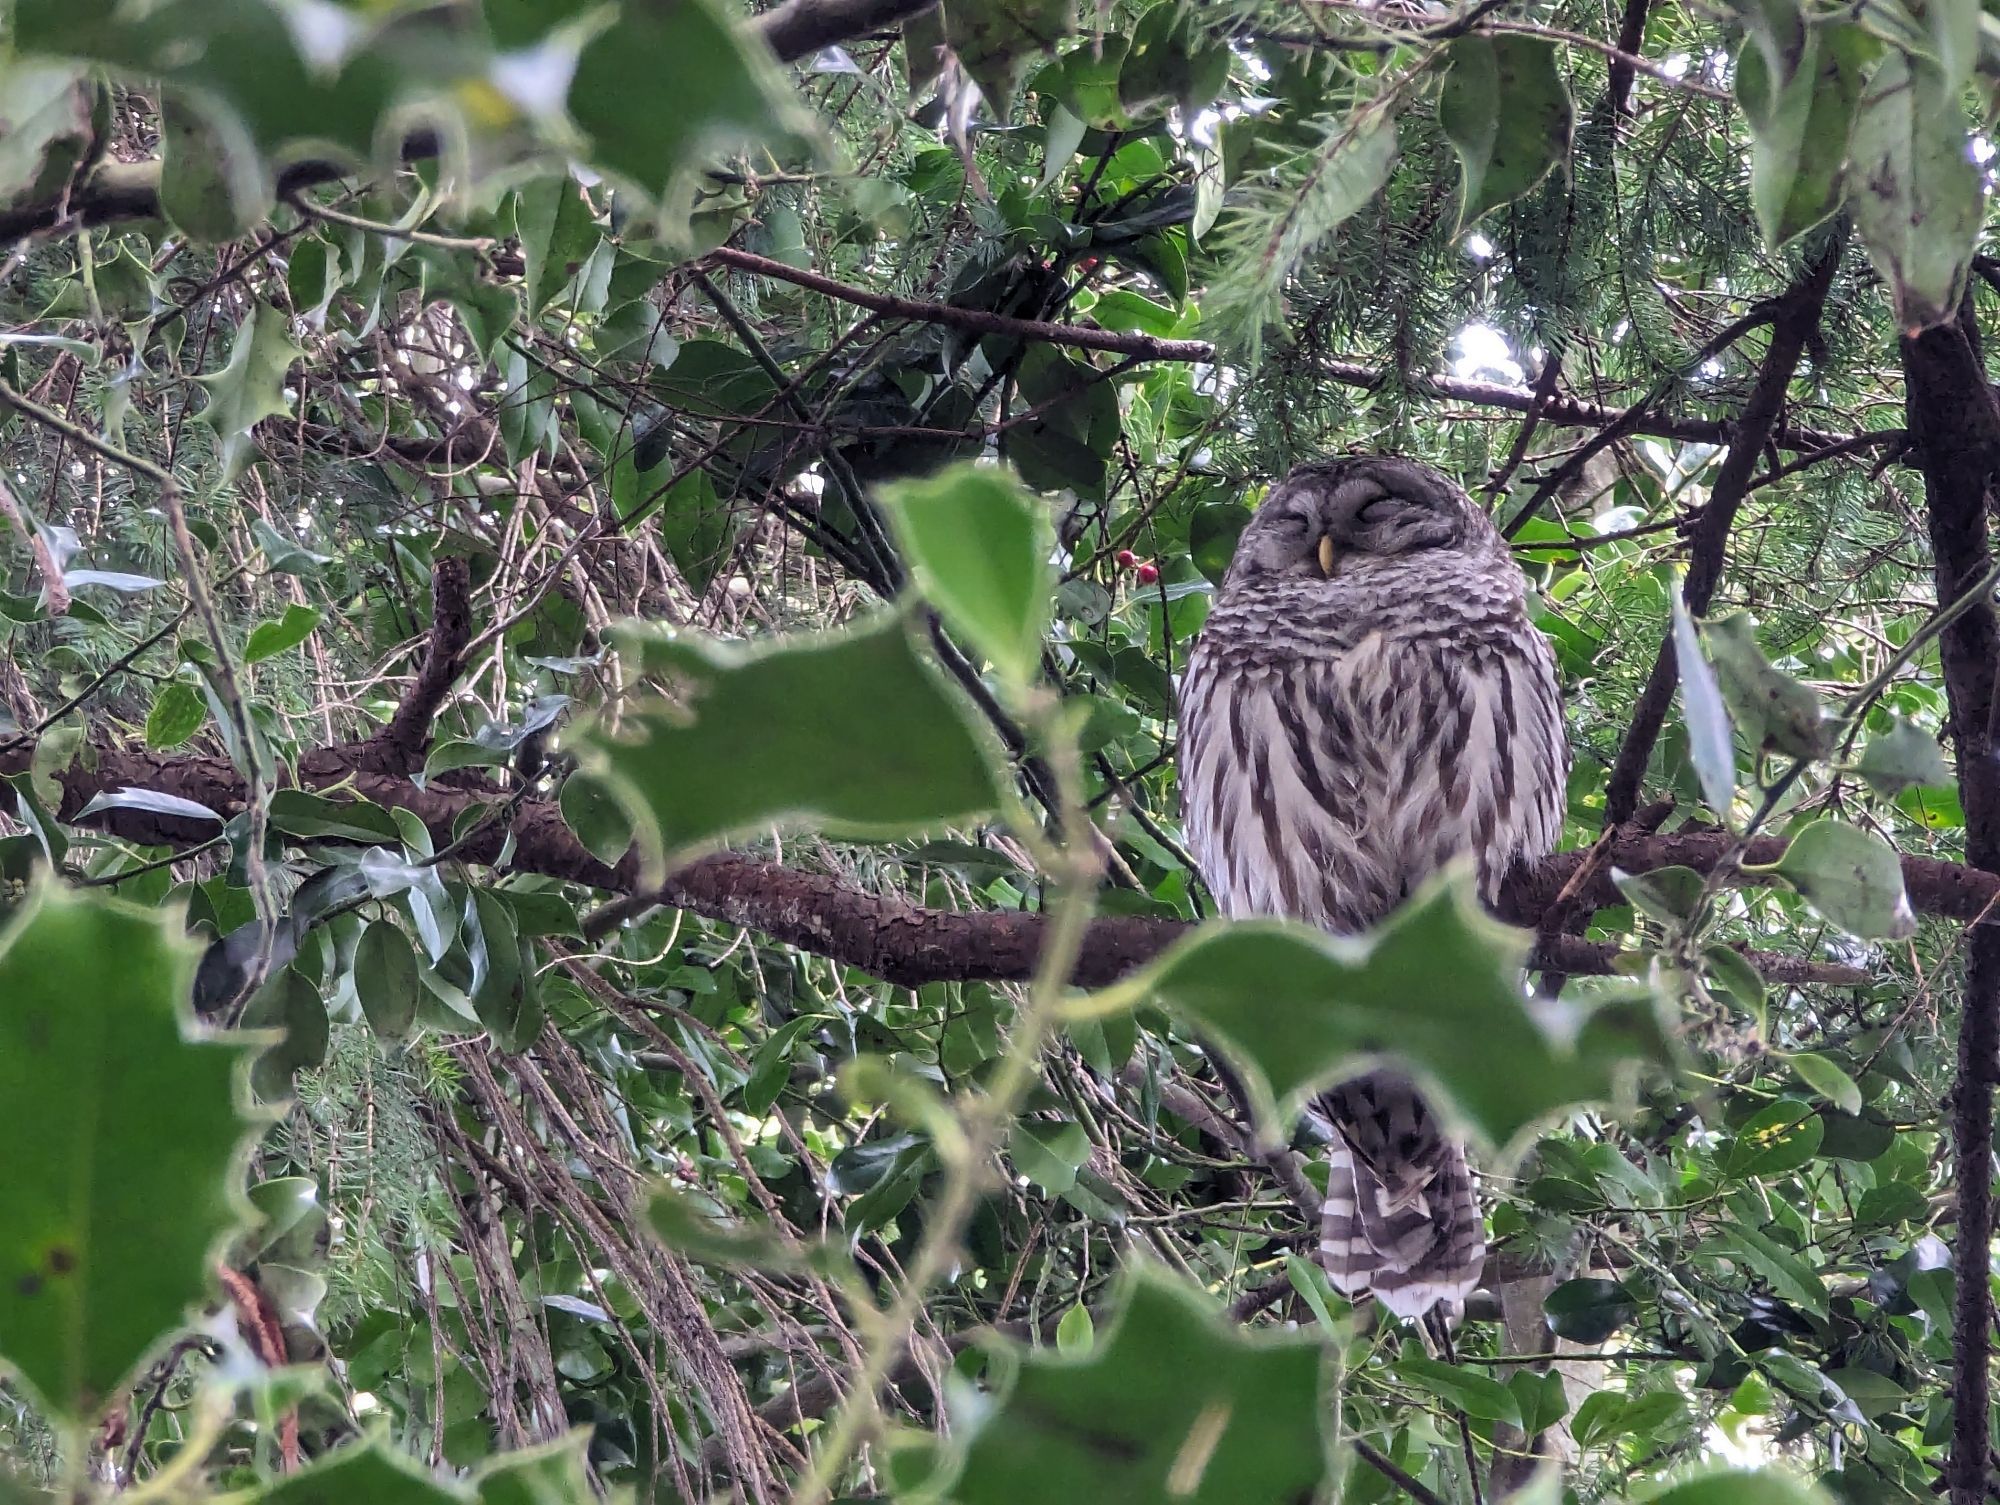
[1177,455,1568,1318]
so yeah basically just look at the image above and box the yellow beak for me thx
[1317,534,1337,577]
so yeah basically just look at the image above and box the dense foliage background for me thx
[2,0,2000,1501]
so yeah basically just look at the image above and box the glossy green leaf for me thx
[1544,1277,1639,1343]
[1788,1051,1862,1114]
[1615,864,1708,925]
[1100,868,1670,1152]
[240,966,329,1100]
[587,611,1001,863]
[244,603,321,664]
[1399,1355,1519,1422]
[1723,1097,1824,1178]
[144,679,206,750]
[0,883,255,1424]
[1438,35,1572,227]
[1056,1301,1095,1355]
[877,463,1052,690]
[1757,819,1917,939]
[1706,1222,1827,1316]
[1009,1119,1090,1193]
[1510,1369,1569,1437]
[268,790,402,844]
[512,175,599,318]
[1849,51,1980,333]
[353,919,419,1040]
[946,1268,1330,1505]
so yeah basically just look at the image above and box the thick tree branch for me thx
[753,0,936,63]
[0,740,1942,991]
[1601,236,1842,824]
[1902,305,2000,1505]
[363,556,473,775]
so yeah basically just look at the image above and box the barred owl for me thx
[1178,456,1567,1319]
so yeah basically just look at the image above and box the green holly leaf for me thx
[1438,35,1572,228]
[877,463,1052,693]
[566,0,802,205]
[194,299,303,479]
[585,611,1001,865]
[944,1268,1331,1505]
[1093,868,1671,1153]
[0,883,257,1425]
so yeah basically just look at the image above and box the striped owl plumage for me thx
[1178,456,1567,1319]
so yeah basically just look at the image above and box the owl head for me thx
[1223,456,1495,587]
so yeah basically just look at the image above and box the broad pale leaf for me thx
[1673,595,1736,819]
[243,604,321,664]
[0,883,256,1423]
[1759,819,1917,939]
[1704,614,1827,759]
[0,61,95,204]
[1736,23,1872,247]
[1854,718,1950,795]
[946,1268,1330,1505]
[1848,51,1980,334]
[586,612,1001,864]
[1438,35,1572,227]
[474,1432,595,1505]
[1105,868,1671,1153]
[158,90,269,245]
[877,464,1052,691]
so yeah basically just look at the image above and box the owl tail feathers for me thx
[1320,1140,1485,1322]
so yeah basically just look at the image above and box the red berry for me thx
[1135,562,1160,585]
[1114,549,1139,569]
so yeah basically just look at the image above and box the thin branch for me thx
[705,245,1217,361]
[0,473,69,617]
